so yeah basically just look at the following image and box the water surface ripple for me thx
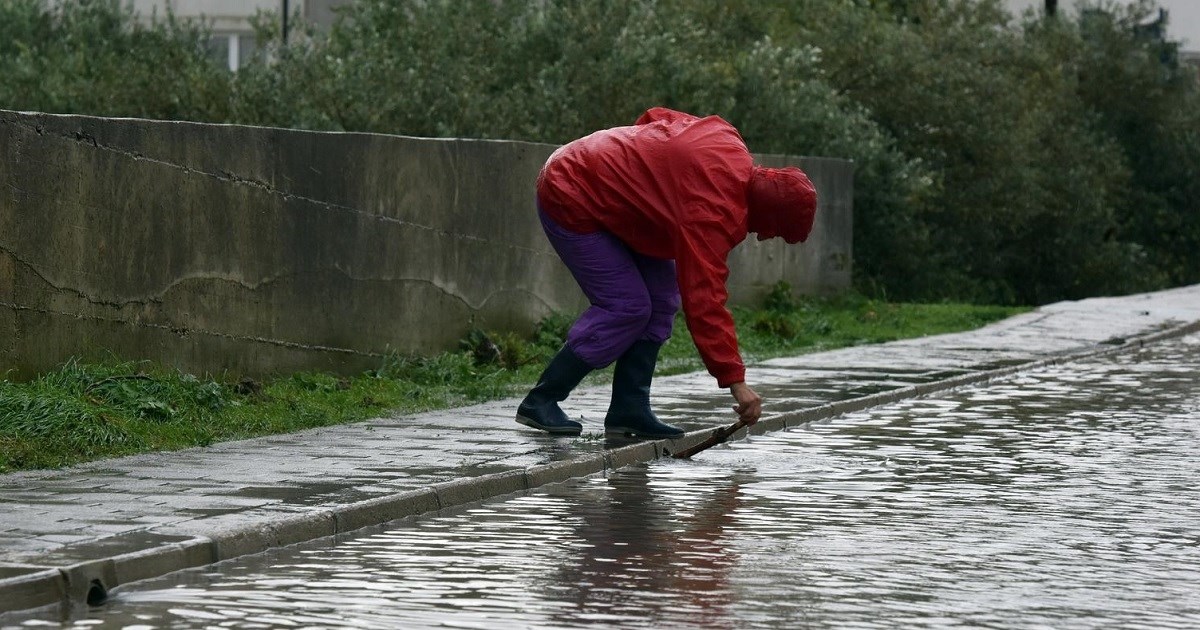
[58,335,1200,629]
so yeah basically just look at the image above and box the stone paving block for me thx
[0,537,59,565]
[67,522,150,539]
[79,479,190,494]
[0,564,47,580]
[14,532,200,570]
[38,534,95,546]
[0,511,68,533]
[131,493,276,511]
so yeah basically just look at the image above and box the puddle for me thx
[20,335,1200,629]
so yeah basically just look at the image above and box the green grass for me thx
[0,287,1027,472]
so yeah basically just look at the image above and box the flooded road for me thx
[41,334,1200,629]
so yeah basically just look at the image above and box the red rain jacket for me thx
[536,107,753,387]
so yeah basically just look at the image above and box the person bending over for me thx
[517,107,818,439]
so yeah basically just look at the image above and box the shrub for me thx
[0,0,231,120]
[2,0,1196,305]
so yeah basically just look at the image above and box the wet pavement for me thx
[44,330,1200,629]
[2,284,1200,619]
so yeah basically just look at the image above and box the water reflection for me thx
[545,466,745,628]
[29,334,1200,629]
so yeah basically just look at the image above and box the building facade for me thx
[128,0,353,70]
[1006,0,1198,79]
[1005,0,1198,49]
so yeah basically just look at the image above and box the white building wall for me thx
[128,0,280,31]
[124,0,353,70]
[1004,0,1199,50]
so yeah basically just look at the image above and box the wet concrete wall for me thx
[0,109,853,378]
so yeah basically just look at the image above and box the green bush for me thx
[0,0,231,120]
[1063,2,1200,288]
[1,0,1196,305]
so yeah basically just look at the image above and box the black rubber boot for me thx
[604,340,684,439]
[515,345,592,435]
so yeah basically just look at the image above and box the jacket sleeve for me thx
[674,216,745,387]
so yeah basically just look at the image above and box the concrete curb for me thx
[3,317,1198,617]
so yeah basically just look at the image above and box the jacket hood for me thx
[746,166,817,244]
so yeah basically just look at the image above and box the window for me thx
[207,32,257,71]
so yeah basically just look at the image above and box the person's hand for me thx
[729,381,762,425]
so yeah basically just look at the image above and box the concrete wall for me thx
[0,110,853,379]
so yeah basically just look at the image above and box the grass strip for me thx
[0,287,1025,472]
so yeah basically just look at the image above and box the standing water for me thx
[29,335,1200,628]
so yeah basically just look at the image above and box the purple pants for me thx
[538,204,680,369]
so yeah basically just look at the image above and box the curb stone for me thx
[2,316,1198,619]
[0,569,64,617]
[332,488,441,533]
[110,539,213,586]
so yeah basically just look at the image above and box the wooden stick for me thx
[671,418,750,459]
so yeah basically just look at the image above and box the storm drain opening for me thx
[86,579,108,607]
